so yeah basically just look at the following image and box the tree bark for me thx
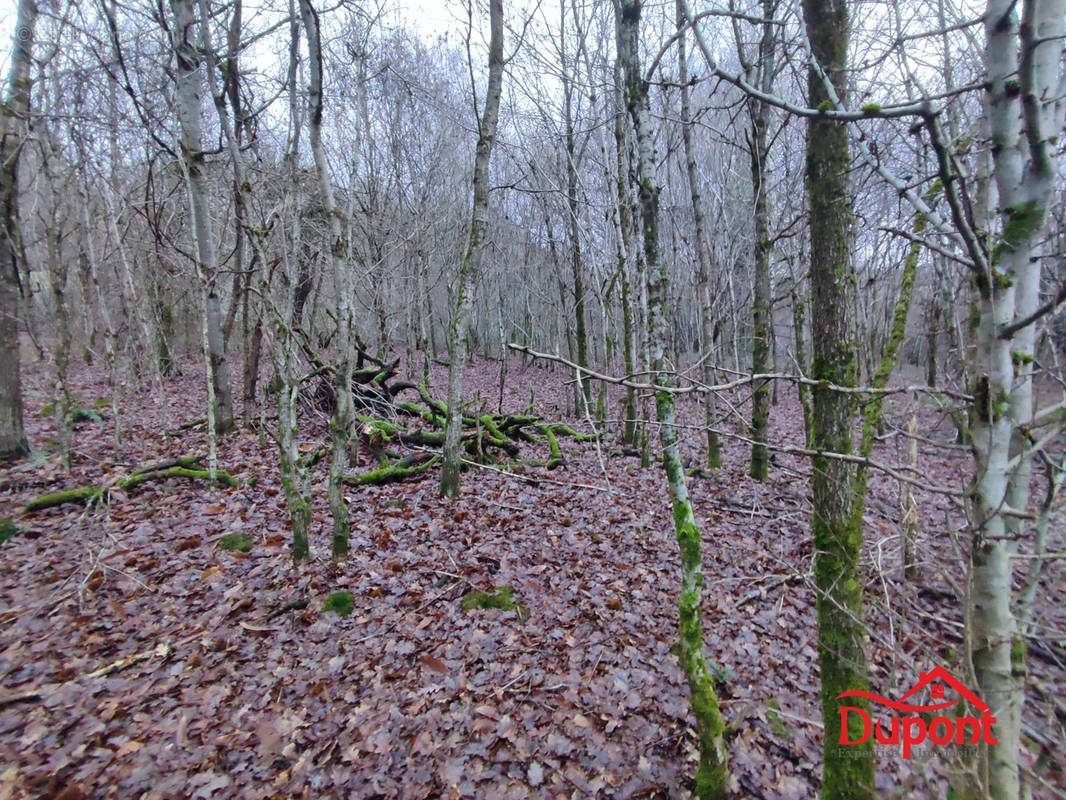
[0,0,36,461]
[170,0,235,454]
[970,1,1064,796]
[744,0,775,481]
[439,0,504,498]
[612,65,638,446]
[560,3,590,415]
[620,3,728,797]
[802,0,875,795]
[677,1,721,470]
[299,0,353,559]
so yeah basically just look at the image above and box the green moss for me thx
[1011,351,1034,366]
[817,100,833,112]
[765,698,790,738]
[460,586,529,622]
[73,408,104,424]
[993,269,1014,289]
[543,427,563,469]
[322,591,355,616]
[219,533,253,552]
[859,102,881,114]
[356,415,402,439]
[0,518,18,544]
[1011,636,1027,667]
[25,486,103,511]
[546,423,596,442]
[993,200,1043,265]
[345,454,440,486]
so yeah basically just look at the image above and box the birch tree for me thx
[169,0,235,470]
[440,0,505,498]
[969,0,1065,795]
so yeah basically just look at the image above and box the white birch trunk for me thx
[971,1,1065,796]
[439,0,504,498]
[170,0,234,481]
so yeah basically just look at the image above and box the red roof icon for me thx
[838,665,989,714]
[897,666,989,713]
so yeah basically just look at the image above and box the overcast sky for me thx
[0,0,474,82]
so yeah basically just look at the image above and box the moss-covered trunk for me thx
[621,3,728,796]
[0,0,35,461]
[742,0,776,480]
[298,0,352,558]
[802,0,875,796]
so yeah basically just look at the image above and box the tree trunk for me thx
[440,0,504,498]
[0,0,36,461]
[970,2,1064,796]
[560,4,590,415]
[620,3,728,796]
[745,2,774,481]
[612,66,638,446]
[170,0,235,457]
[299,0,353,559]
[677,1,721,469]
[802,0,875,795]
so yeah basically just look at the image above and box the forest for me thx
[0,0,1063,797]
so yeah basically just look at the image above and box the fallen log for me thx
[345,454,441,486]
[25,455,238,512]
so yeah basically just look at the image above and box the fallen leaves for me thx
[419,654,449,674]
[1,358,1062,799]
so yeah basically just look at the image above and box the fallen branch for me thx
[1,630,204,706]
[25,455,238,512]
[736,573,804,608]
[508,343,973,401]
[345,454,441,486]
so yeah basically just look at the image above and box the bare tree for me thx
[297,0,354,559]
[440,0,505,498]
[969,1,1065,795]
[801,0,876,795]
[619,2,728,796]
[169,0,236,471]
[676,0,721,469]
[0,0,37,460]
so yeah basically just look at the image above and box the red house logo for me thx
[836,666,996,758]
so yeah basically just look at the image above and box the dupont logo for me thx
[836,666,997,758]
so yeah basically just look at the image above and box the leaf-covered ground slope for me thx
[1,358,1062,798]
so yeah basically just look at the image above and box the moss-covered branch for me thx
[344,454,440,486]
[25,456,238,512]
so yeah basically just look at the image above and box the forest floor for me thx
[0,355,1063,799]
